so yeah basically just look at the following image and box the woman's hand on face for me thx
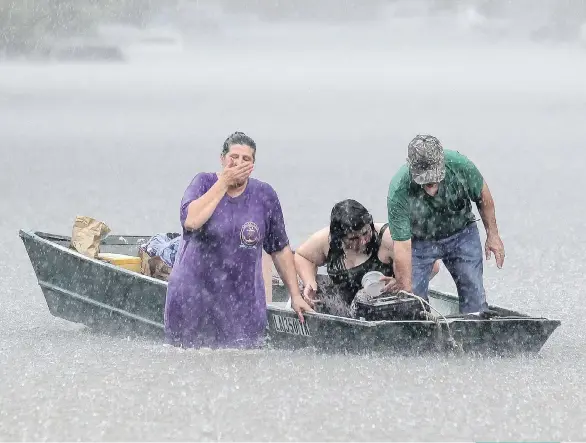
[219,158,254,187]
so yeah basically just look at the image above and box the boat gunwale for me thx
[20,229,168,287]
[267,302,559,327]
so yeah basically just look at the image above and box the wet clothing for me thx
[412,223,488,314]
[386,150,488,314]
[387,150,484,242]
[142,233,181,267]
[316,224,394,317]
[165,172,289,349]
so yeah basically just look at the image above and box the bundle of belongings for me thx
[68,216,181,281]
[138,233,181,281]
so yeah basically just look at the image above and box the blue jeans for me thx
[412,222,488,314]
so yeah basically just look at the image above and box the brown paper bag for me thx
[70,216,111,258]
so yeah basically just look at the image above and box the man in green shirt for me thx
[385,134,505,315]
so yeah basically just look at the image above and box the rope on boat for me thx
[397,290,462,352]
[275,274,463,352]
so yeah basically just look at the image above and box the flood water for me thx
[1,6,586,441]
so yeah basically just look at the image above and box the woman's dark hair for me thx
[221,131,257,158]
[326,199,377,272]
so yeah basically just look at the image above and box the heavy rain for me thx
[1,0,586,440]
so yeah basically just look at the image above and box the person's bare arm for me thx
[392,239,413,292]
[477,181,499,237]
[386,180,413,292]
[383,225,440,286]
[184,161,253,231]
[272,245,314,320]
[431,260,441,278]
[476,181,505,268]
[262,250,274,303]
[293,227,329,287]
[378,225,402,293]
[378,224,394,263]
[184,179,229,231]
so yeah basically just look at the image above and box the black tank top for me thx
[325,224,395,305]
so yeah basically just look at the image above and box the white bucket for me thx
[361,271,385,298]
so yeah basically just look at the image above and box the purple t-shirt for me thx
[164,172,289,349]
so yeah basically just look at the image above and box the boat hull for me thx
[265,302,561,355]
[19,230,561,355]
[20,230,166,339]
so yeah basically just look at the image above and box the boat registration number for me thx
[271,314,311,337]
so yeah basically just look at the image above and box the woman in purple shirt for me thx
[164,132,313,349]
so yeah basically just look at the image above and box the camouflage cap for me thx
[407,134,445,185]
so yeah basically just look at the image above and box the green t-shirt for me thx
[387,150,484,241]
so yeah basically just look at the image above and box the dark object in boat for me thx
[355,294,423,321]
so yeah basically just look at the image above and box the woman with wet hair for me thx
[165,131,313,349]
[293,199,440,317]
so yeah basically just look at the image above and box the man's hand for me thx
[477,181,504,269]
[485,233,505,268]
[290,294,315,323]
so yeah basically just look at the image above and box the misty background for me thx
[2,0,586,441]
[2,0,586,60]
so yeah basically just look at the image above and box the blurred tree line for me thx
[0,0,169,55]
[1,0,585,56]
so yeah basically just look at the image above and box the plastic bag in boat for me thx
[138,233,180,281]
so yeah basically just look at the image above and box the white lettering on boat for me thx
[271,314,311,337]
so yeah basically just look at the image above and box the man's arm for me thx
[476,181,505,268]
[392,239,413,292]
[430,260,441,279]
[386,172,413,292]
[453,151,505,268]
[477,181,499,236]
